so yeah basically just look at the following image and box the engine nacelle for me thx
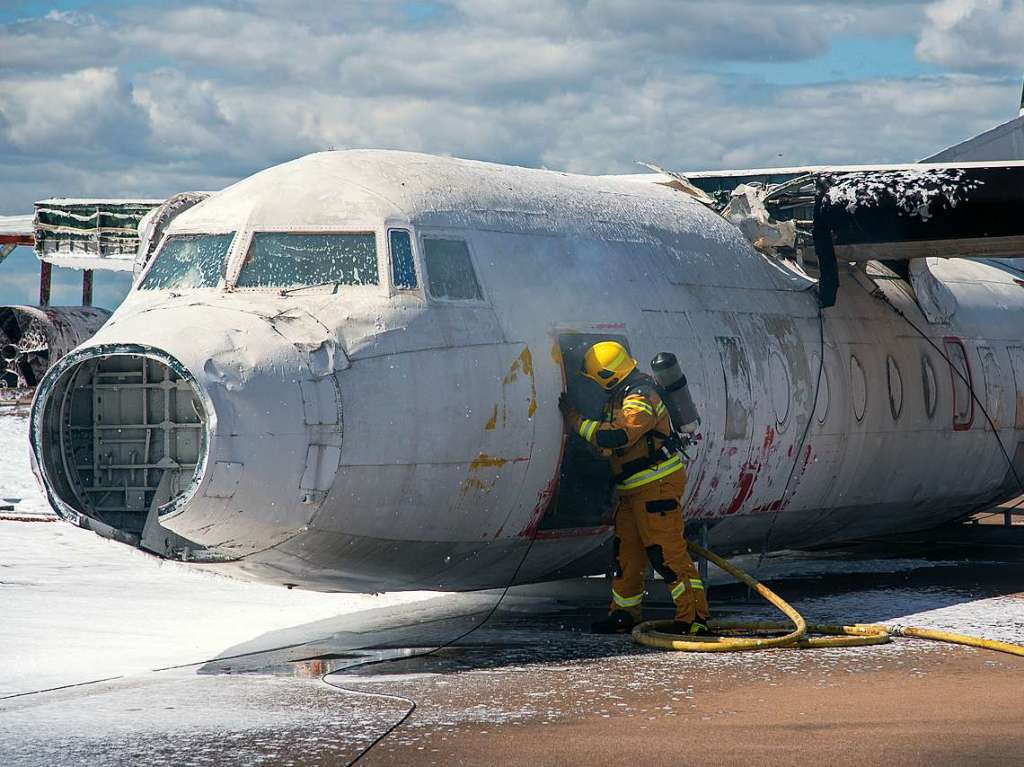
[0,305,110,393]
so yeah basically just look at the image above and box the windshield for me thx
[236,232,378,289]
[138,233,234,291]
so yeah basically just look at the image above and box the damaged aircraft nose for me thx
[30,345,214,546]
[30,299,345,562]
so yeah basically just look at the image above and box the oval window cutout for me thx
[887,356,903,421]
[922,354,937,419]
[850,355,867,422]
[769,350,791,426]
[809,351,830,425]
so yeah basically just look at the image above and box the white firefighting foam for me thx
[0,415,441,697]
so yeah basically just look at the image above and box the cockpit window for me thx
[389,229,417,289]
[236,232,378,289]
[138,233,234,291]
[423,237,482,301]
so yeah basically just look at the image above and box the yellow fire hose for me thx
[632,541,1024,657]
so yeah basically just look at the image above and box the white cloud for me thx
[0,11,116,73]
[0,1,1020,219]
[916,0,1024,72]
[118,5,609,97]
[106,1,938,98]
[0,68,149,159]
[120,7,348,81]
[132,70,233,158]
[125,65,1021,181]
[538,73,1016,172]
[448,0,929,60]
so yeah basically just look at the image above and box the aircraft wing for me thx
[0,214,35,264]
[0,214,34,241]
[610,157,1024,310]
[32,198,164,272]
[785,161,1024,261]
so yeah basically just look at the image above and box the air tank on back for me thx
[650,352,700,435]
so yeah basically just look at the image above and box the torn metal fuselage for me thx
[27,150,1024,593]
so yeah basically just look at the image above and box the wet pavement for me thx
[2,531,1024,766]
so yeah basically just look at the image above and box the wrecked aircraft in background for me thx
[1,305,111,392]
[0,195,209,405]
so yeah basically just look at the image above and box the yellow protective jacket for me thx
[570,373,684,492]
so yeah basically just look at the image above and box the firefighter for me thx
[558,341,711,635]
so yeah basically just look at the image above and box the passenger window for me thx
[139,233,233,290]
[423,237,482,301]
[389,230,417,289]
[921,354,938,420]
[237,233,378,289]
[886,356,903,421]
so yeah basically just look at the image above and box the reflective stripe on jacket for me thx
[571,374,682,491]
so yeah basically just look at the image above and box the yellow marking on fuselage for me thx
[470,453,509,470]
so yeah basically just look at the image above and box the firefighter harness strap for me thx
[633,541,1024,657]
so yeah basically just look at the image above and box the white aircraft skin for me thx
[28,150,1024,592]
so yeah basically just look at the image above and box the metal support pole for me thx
[39,261,52,307]
[82,270,93,307]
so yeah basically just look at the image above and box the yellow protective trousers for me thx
[608,467,709,623]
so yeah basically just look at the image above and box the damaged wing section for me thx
[33,198,164,272]
[677,162,1024,307]
[693,162,1024,264]
[0,214,34,264]
[764,162,1024,263]
[811,163,1024,262]
[720,184,797,257]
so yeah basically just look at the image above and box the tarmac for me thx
[2,516,1024,767]
[394,648,1023,766]
[2,406,1022,767]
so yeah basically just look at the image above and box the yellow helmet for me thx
[581,341,636,390]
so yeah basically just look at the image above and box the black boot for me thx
[667,617,713,636]
[590,610,638,634]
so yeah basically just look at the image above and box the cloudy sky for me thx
[1,0,1022,308]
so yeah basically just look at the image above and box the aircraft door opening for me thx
[536,333,626,531]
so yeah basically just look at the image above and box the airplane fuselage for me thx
[30,151,1024,591]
